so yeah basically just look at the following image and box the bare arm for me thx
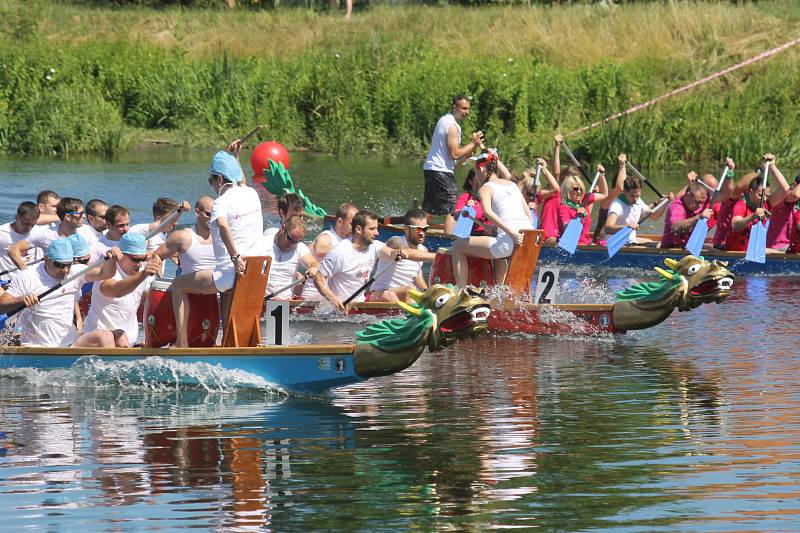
[213,216,245,273]
[604,212,623,234]
[448,125,481,164]
[299,253,320,278]
[311,233,333,260]
[539,158,559,191]
[312,272,344,312]
[496,158,512,181]
[99,256,161,298]
[154,229,190,262]
[768,156,790,206]
[82,249,121,283]
[600,154,626,209]
[36,213,59,225]
[591,167,609,204]
[7,240,33,270]
[415,269,428,291]
[553,134,562,180]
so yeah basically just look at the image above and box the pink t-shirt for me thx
[661,197,704,248]
[726,198,759,252]
[557,193,596,245]
[540,191,561,240]
[788,207,800,253]
[713,198,738,248]
[454,192,490,236]
[766,200,794,249]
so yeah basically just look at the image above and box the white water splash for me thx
[0,356,285,395]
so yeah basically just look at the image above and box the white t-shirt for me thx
[26,226,62,253]
[371,236,424,292]
[5,262,88,346]
[90,233,121,262]
[128,223,166,251]
[76,224,103,248]
[301,229,344,301]
[84,265,153,343]
[423,113,459,173]
[262,227,310,298]
[608,197,651,243]
[0,223,39,276]
[318,239,383,303]
[210,185,264,268]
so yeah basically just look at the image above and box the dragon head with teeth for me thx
[612,255,734,331]
[353,284,491,378]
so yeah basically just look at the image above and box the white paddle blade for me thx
[685,219,709,257]
[606,227,633,258]
[453,206,476,238]
[530,209,538,230]
[745,220,769,264]
[558,218,583,254]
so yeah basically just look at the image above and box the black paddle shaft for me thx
[626,161,667,198]
[560,142,593,184]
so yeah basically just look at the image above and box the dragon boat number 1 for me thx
[264,300,290,346]
[534,267,560,305]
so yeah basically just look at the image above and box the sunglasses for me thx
[198,209,212,217]
[571,187,582,193]
[125,254,147,263]
[407,225,429,232]
[75,256,90,264]
[66,210,85,217]
[52,260,73,269]
[285,232,302,245]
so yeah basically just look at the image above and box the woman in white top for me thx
[451,151,534,287]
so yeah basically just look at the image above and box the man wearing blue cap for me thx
[83,232,162,347]
[0,238,117,347]
[168,149,264,347]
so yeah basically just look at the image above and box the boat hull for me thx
[0,345,363,393]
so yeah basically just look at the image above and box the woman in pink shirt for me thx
[763,158,800,251]
[557,166,609,246]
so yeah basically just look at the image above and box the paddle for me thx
[531,163,542,230]
[453,206,476,238]
[341,252,401,307]
[3,206,187,322]
[264,275,308,301]
[626,161,668,199]
[560,141,593,184]
[558,170,601,254]
[745,160,770,263]
[0,257,44,277]
[606,197,670,258]
[686,162,730,256]
[240,125,263,145]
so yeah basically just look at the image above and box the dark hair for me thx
[451,95,469,107]
[623,176,642,191]
[351,209,378,234]
[404,208,428,225]
[152,197,179,219]
[37,190,59,205]
[85,199,107,217]
[462,169,477,193]
[278,193,304,215]
[16,201,38,220]
[335,202,357,221]
[56,197,83,220]
[105,204,130,226]
[749,176,768,192]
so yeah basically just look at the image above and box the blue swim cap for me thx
[120,232,147,255]
[68,233,90,258]
[46,238,74,262]
[209,150,244,183]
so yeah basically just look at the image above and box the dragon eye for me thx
[434,293,451,309]
[686,263,702,276]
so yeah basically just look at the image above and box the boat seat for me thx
[505,229,544,295]
[222,256,272,348]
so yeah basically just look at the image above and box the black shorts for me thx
[423,170,458,215]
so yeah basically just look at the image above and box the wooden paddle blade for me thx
[745,220,769,264]
[505,229,544,294]
[453,206,476,238]
[685,219,709,257]
[223,256,272,347]
[558,218,583,254]
[606,227,633,258]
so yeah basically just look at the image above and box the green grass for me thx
[0,1,799,163]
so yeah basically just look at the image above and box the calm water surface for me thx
[0,152,797,531]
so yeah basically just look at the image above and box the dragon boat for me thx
[0,257,490,393]
[338,216,800,276]
[296,230,734,335]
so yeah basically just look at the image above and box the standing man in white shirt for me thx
[0,201,39,279]
[83,232,162,347]
[154,196,216,276]
[313,210,386,312]
[170,149,264,347]
[262,216,319,299]
[0,238,118,347]
[423,95,484,228]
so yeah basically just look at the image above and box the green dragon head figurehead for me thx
[656,256,734,311]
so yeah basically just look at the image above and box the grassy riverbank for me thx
[1,1,799,164]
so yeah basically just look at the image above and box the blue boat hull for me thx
[0,346,364,393]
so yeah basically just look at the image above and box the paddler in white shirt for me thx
[154,196,216,276]
[0,237,119,347]
[262,216,319,299]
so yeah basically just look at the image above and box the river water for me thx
[0,151,797,531]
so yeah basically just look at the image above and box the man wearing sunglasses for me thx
[83,232,162,348]
[76,199,108,247]
[154,196,216,276]
[370,208,436,303]
[0,238,119,347]
[8,197,85,271]
[262,216,319,299]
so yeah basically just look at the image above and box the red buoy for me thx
[251,141,290,176]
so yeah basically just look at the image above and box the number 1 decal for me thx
[265,300,290,345]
